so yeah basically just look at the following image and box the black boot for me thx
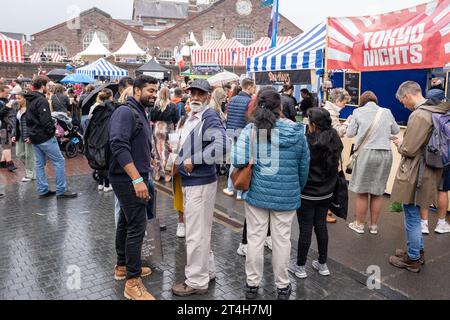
[0,161,6,168]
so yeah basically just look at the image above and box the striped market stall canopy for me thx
[30,52,64,63]
[241,36,291,62]
[247,22,326,72]
[0,33,24,63]
[76,58,128,78]
[192,38,244,66]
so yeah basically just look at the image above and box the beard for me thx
[140,96,155,108]
[190,101,207,113]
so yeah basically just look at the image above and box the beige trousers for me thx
[245,202,296,289]
[183,181,218,290]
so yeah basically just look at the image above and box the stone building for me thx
[29,0,302,63]
[30,8,152,59]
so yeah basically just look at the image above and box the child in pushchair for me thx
[52,112,84,158]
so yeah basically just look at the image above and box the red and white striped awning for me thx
[0,33,24,63]
[192,39,244,66]
[30,52,64,63]
[242,36,292,60]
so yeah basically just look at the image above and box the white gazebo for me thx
[180,32,201,57]
[113,32,146,58]
[78,32,111,61]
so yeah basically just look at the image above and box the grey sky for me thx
[2,0,432,35]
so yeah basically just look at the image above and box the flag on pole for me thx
[267,0,280,48]
[174,46,185,70]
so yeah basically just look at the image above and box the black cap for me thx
[186,79,213,94]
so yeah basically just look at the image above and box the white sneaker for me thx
[237,243,247,256]
[176,223,186,238]
[98,185,104,191]
[421,221,430,235]
[348,221,365,234]
[312,260,331,276]
[264,236,273,250]
[369,225,378,235]
[236,194,243,201]
[21,177,32,183]
[294,265,307,279]
[103,186,113,193]
[435,221,450,234]
[223,188,234,197]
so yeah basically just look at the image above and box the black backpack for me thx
[84,101,143,171]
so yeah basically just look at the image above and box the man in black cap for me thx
[172,80,228,296]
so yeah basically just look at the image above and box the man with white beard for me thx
[172,80,228,297]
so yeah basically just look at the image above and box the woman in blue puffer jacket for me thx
[232,87,310,301]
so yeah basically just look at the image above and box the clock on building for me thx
[236,0,253,16]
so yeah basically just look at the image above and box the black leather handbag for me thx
[330,160,349,220]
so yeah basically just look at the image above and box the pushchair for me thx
[52,112,84,158]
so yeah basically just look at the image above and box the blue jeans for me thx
[403,204,424,261]
[81,115,90,134]
[227,164,243,198]
[32,137,66,196]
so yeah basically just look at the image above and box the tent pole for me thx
[324,17,331,102]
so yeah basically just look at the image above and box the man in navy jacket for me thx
[109,75,158,301]
[172,80,228,297]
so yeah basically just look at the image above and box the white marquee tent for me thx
[114,32,146,57]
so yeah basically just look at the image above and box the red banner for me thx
[327,0,450,71]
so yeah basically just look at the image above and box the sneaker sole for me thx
[294,272,307,279]
[349,225,365,234]
[435,230,450,234]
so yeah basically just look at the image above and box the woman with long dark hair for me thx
[280,84,298,122]
[232,87,310,300]
[294,107,343,279]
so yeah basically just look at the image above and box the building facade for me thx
[30,0,302,63]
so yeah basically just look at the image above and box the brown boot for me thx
[394,249,425,265]
[124,278,155,300]
[115,265,153,281]
[389,254,421,273]
[326,212,337,224]
[172,282,208,297]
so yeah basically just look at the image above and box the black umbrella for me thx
[47,69,69,82]
[81,83,120,110]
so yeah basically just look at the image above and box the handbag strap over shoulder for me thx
[353,108,384,155]
[249,126,255,165]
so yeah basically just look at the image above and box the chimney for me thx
[188,0,198,15]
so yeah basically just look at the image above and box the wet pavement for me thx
[0,171,397,300]
[0,155,449,300]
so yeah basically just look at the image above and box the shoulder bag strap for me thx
[353,108,384,156]
[249,126,255,165]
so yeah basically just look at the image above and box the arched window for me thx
[159,50,173,60]
[83,31,110,50]
[232,26,255,46]
[202,28,220,45]
[42,43,67,57]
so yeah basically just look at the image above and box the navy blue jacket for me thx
[226,92,252,130]
[109,97,152,183]
[177,108,228,187]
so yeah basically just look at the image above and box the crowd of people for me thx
[0,73,448,300]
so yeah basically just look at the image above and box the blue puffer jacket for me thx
[232,119,310,211]
[226,92,252,130]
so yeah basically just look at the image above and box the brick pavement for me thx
[0,173,404,300]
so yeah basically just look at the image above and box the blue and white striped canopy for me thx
[76,58,128,78]
[247,22,326,72]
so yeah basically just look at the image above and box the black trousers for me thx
[112,179,148,279]
[297,198,332,266]
[98,170,110,188]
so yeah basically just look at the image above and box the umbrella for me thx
[47,69,69,82]
[207,71,240,86]
[81,83,120,109]
[60,73,95,84]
